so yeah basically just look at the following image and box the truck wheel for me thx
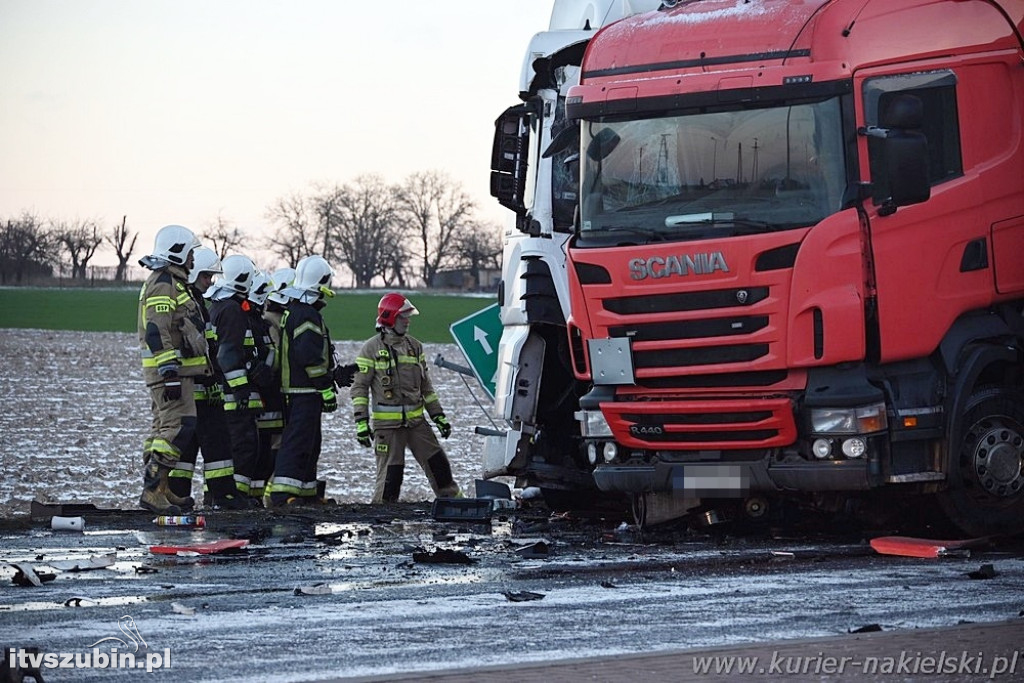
[939,388,1024,536]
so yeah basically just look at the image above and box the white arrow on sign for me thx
[473,326,493,355]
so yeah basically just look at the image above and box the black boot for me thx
[427,451,460,498]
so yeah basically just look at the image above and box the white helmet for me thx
[218,254,256,295]
[150,224,200,266]
[248,269,271,306]
[267,267,296,305]
[283,255,334,302]
[188,247,223,284]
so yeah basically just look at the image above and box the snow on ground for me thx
[0,329,494,517]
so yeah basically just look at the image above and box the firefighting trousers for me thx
[224,408,259,495]
[169,395,238,500]
[371,421,458,503]
[143,377,197,470]
[253,390,286,498]
[270,393,322,501]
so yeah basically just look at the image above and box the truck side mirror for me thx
[490,105,531,216]
[876,94,930,216]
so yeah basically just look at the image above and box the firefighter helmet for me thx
[376,292,418,329]
[248,269,271,305]
[267,267,296,305]
[218,254,256,295]
[283,255,334,302]
[188,247,222,284]
[151,224,200,266]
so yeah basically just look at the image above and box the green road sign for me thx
[449,302,501,399]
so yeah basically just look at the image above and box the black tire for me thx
[938,388,1024,536]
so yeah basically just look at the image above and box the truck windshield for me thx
[578,97,847,243]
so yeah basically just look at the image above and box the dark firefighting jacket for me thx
[280,300,333,394]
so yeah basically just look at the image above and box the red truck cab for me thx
[563,0,1024,534]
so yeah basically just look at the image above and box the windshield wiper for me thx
[664,212,783,233]
[585,225,670,241]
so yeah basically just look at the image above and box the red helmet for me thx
[377,292,418,328]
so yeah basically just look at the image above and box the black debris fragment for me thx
[135,565,158,574]
[967,563,998,580]
[849,623,883,633]
[600,580,617,589]
[503,591,545,602]
[515,541,549,558]
[412,548,476,565]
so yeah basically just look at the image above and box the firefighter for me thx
[167,247,248,510]
[246,269,277,503]
[205,254,264,505]
[267,255,338,508]
[351,293,460,503]
[137,224,210,514]
[258,267,293,506]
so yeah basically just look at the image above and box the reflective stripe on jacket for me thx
[351,330,443,429]
[138,265,210,384]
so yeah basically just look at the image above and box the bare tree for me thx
[201,213,247,259]
[331,175,406,288]
[397,170,476,287]
[264,193,319,267]
[453,220,503,289]
[51,218,103,280]
[0,212,54,284]
[105,215,138,282]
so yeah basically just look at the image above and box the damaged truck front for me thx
[484,0,664,508]
[557,0,1024,534]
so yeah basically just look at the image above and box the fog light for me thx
[812,438,833,459]
[602,442,618,463]
[842,437,866,459]
[587,443,598,465]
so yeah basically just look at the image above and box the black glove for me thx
[249,362,271,389]
[433,414,452,439]
[162,377,182,402]
[231,382,251,409]
[333,362,358,388]
[321,388,338,413]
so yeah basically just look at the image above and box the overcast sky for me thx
[0,0,554,267]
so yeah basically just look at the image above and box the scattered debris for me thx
[8,563,56,587]
[149,539,250,555]
[171,602,196,616]
[600,580,617,589]
[849,623,883,633]
[135,565,158,574]
[294,583,333,596]
[412,548,476,565]
[967,564,998,580]
[770,551,796,560]
[514,541,549,558]
[64,597,93,607]
[50,552,116,572]
[869,535,988,559]
[50,515,85,531]
[503,591,545,602]
[431,498,492,523]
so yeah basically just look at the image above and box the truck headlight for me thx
[575,409,613,437]
[809,402,887,435]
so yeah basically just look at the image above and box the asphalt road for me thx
[2,503,1023,682]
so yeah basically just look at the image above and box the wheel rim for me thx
[965,415,1024,500]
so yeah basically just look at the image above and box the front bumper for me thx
[592,457,876,495]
